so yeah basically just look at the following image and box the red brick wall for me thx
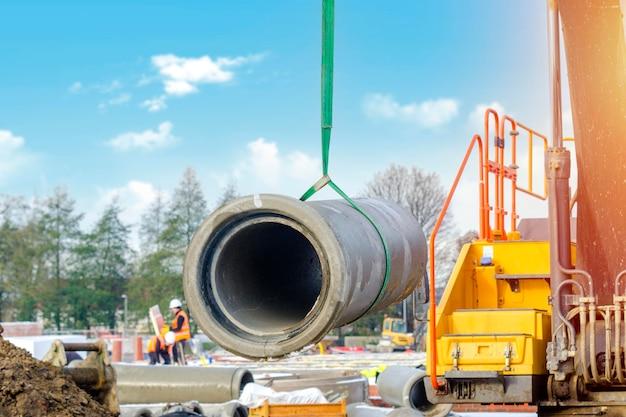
[1,322,43,337]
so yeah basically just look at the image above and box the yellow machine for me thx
[421,2,626,416]
[381,316,414,349]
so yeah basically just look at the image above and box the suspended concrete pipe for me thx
[114,365,253,405]
[184,194,428,359]
[377,366,452,417]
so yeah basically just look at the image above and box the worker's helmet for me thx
[169,298,183,309]
[165,331,176,346]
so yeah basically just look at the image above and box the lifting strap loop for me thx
[300,0,391,315]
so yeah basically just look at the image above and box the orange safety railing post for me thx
[428,134,483,391]
[499,115,517,234]
[483,109,499,239]
[511,127,518,233]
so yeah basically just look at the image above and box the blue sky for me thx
[0,0,567,236]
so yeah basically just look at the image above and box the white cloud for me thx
[241,138,320,188]
[151,53,264,96]
[363,93,459,128]
[286,151,320,181]
[98,93,131,111]
[164,79,197,96]
[468,101,505,132]
[107,121,178,151]
[247,138,282,186]
[0,129,34,182]
[68,81,82,93]
[141,95,167,112]
[0,130,24,150]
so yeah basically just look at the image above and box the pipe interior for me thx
[214,221,323,333]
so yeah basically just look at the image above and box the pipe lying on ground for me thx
[120,401,248,417]
[184,194,427,359]
[114,365,253,405]
[347,403,424,417]
[377,366,451,417]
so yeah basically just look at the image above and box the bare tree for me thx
[365,164,454,235]
[364,164,458,288]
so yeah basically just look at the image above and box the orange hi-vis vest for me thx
[147,335,164,353]
[171,309,191,342]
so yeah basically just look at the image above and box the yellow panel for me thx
[474,266,498,308]
[449,309,540,335]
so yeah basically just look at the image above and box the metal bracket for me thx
[504,343,513,371]
[451,344,461,370]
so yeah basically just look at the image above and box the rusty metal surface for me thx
[560,0,626,305]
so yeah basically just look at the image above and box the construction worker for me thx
[169,298,191,365]
[147,332,172,365]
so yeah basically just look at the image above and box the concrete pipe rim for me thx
[231,368,254,398]
[183,194,348,359]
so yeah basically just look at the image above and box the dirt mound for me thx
[0,337,116,417]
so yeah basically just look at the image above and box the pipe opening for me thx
[213,220,323,333]
[238,370,254,393]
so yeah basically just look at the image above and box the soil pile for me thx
[0,337,116,417]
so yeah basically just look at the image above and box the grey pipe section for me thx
[377,366,426,409]
[184,194,427,359]
[377,366,452,417]
[347,404,424,417]
[114,365,253,405]
[120,401,248,417]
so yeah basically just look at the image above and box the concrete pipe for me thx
[184,194,427,359]
[347,404,424,417]
[377,366,451,417]
[120,402,248,417]
[114,365,253,404]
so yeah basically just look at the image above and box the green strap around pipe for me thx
[300,0,391,315]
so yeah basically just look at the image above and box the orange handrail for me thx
[428,133,483,391]
[483,109,499,239]
[515,122,549,201]
[499,115,517,234]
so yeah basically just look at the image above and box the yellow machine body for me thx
[428,240,576,377]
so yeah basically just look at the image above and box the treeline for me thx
[0,168,233,330]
